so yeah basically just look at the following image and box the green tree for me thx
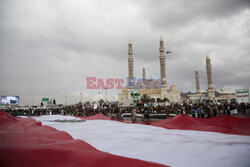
[163,98,169,102]
[98,99,105,105]
[157,98,162,102]
[140,94,150,103]
[84,101,90,107]
[150,98,155,102]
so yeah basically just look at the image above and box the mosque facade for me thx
[118,38,181,105]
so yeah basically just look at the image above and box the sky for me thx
[0,0,250,105]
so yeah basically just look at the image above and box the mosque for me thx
[188,56,236,103]
[118,38,181,105]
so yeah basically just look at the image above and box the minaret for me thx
[128,40,134,88]
[142,67,146,81]
[159,37,167,89]
[195,68,201,93]
[206,56,215,98]
[206,56,213,90]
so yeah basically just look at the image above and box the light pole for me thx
[64,95,67,105]
[80,92,83,104]
[98,92,101,101]
[104,87,108,103]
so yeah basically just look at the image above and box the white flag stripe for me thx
[31,115,250,167]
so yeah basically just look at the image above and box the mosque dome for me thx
[169,85,177,92]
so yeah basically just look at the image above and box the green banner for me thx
[42,98,49,102]
[236,89,248,94]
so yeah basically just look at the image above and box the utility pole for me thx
[104,87,107,103]
[80,92,83,104]
[64,95,67,105]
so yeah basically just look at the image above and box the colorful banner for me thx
[236,89,250,103]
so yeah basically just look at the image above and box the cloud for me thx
[0,0,249,105]
[137,0,250,29]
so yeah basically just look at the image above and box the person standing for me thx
[166,106,170,119]
[197,107,201,118]
[191,107,196,117]
[132,107,137,122]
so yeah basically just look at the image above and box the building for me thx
[188,56,236,103]
[118,38,181,105]
[216,88,236,103]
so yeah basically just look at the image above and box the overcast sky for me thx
[0,0,250,105]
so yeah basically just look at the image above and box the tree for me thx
[140,94,150,103]
[98,99,105,105]
[84,101,90,107]
[157,98,162,102]
[150,98,155,102]
[163,98,169,102]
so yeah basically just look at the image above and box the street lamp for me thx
[80,92,83,104]
[104,87,108,103]
[64,95,67,105]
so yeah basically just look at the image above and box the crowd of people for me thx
[1,102,250,121]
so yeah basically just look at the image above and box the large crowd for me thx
[1,102,250,121]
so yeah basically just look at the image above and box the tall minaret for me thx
[206,56,213,89]
[159,37,167,89]
[128,40,134,88]
[206,56,215,98]
[195,68,201,93]
[142,67,146,81]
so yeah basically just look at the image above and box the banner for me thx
[236,89,250,103]
[42,98,49,102]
